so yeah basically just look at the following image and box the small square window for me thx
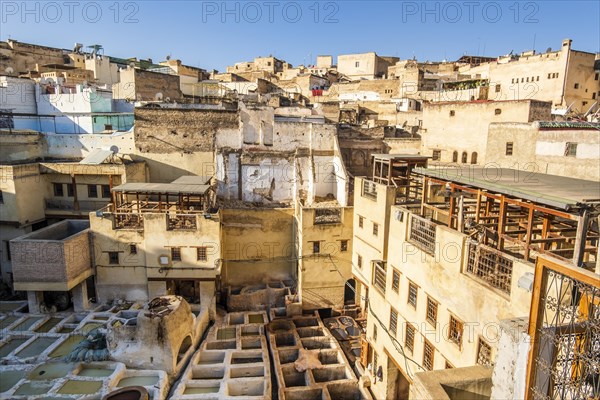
[506,142,514,156]
[197,247,208,261]
[391,269,400,293]
[101,185,111,199]
[171,247,182,261]
[423,340,435,371]
[53,183,64,197]
[574,83,579,89]
[355,61,360,68]
[372,223,379,237]
[408,282,418,308]
[565,142,578,157]
[494,108,502,115]
[426,296,438,326]
[357,254,363,269]
[449,316,464,347]
[449,110,455,117]
[340,240,348,252]
[88,185,98,198]
[477,337,493,366]
[389,308,398,336]
[405,324,415,353]
[432,150,441,161]
[108,252,119,264]
[129,244,137,254]
[495,84,501,92]
[313,241,321,254]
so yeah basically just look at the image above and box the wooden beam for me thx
[572,209,590,267]
[524,206,534,260]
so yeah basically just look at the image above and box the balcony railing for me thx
[465,241,514,295]
[167,214,197,230]
[362,180,377,200]
[114,213,144,230]
[408,214,437,255]
[314,208,342,225]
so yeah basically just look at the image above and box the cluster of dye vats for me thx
[267,313,372,400]
[171,311,272,399]
[1,288,369,400]
[0,301,172,399]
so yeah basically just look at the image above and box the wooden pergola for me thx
[414,167,600,268]
[371,154,429,204]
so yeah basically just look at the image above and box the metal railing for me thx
[408,214,437,255]
[466,241,514,295]
[167,214,198,230]
[526,256,600,400]
[114,213,144,230]
[362,180,377,200]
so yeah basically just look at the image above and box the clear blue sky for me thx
[1,1,598,71]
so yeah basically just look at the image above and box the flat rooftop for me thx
[13,220,90,241]
[372,153,430,160]
[112,180,210,196]
[414,167,600,211]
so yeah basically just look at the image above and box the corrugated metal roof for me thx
[112,182,210,195]
[171,176,212,185]
[79,149,113,165]
[372,154,430,160]
[414,167,600,210]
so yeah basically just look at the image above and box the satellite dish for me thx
[4,67,14,74]
[155,92,163,101]
[109,145,119,154]
[546,47,552,53]
[129,62,136,68]
[166,55,171,61]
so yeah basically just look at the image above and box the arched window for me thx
[452,151,458,163]
[461,152,468,163]
[471,152,478,164]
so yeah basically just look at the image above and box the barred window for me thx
[432,150,441,160]
[340,240,348,252]
[372,222,379,236]
[312,241,321,254]
[466,242,513,295]
[477,337,493,366]
[389,308,398,336]
[357,254,363,269]
[197,247,208,261]
[505,142,513,156]
[108,252,119,265]
[373,324,378,342]
[426,296,438,326]
[129,244,137,255]
[373,261,387,294]
[448,316,463,348]
[391,268,400,293]
[405,324,415,353]
[358,216,364,228]
[408,282,418,308]
[171,247,182,262]
[423,339,434,371]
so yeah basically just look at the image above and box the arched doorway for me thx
[344,279,356,305]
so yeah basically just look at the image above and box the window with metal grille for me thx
[466,242,513,295]
[340,240,348,252]
[405,324,415,353]
[197,247,208,261]
[432,150,441,160]
[423,339,434,370]
[426,296,438,326]
[373,261,386,294]
[407,282,418,308]
[389,308,398,336]
[373,351,378,373]
[362,180,377,200]
[505,142,513,155]
[408,214,436,255]
[373,324,377,341]
[108,252,119,264]
[358,216,364,228]
[452,151,458,163]
[312,241,321,254]
[477,338,493,366]
[129,244,137,254]
[448,316,463,347]
[101,185,111,199]
[171,247,182,261]
[53,183,64,197]
[565,142,578,157]
[357,254,363,269]
[88,184,98,198]
[372,223,379,236]
[391,269,400,293]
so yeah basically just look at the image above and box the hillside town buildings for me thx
[0,37,598,400]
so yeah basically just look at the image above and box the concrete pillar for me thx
[490,317,530,400]
[72,281,90,312]
[27,291,44,314]
[199,280,216,320]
